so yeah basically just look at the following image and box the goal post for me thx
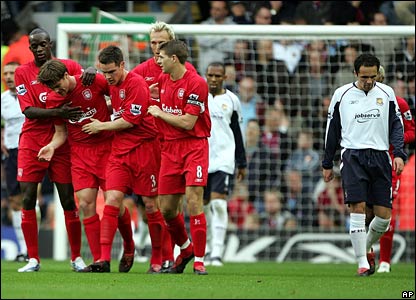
[54,23,415,263]
[57,23,414,60]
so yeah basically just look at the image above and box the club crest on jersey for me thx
[130,104,142,115]
[376,98,383,106]
[178,88,185,99]
[119,89,126,100]
[16,84,27,95]
[82,89,92,100]
[222,103,228,110]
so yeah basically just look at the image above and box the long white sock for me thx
[367,215,391,252]
[136,218,149,253]
[12,210,27,254]
[210,199,228,259]
[203,203,212,255]
[349,213,368,269]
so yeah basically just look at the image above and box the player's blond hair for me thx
[149,21,176,40]
[377,66,385,83]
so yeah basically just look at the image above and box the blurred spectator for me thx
[315,167,348,230]
[286,129,321,192]
[3,2,26,19]
[370,10,388,25]
[224,64,238,93]
[267,1,298,24]
[228,181,259,230]
[284,169,303,222]
[260,189,297,230]
[294,1,332,25]
[125,35,144,69]
[328,1,365,25]
[378,1,400,25]
[285,129,320,227]
[252,4,273,24]
[387,36,415,84]
[394,1,415,25]
[224,39,256,83]
[196,1,236,74]
[230,1,252,24]
[148,1,163,12]
[260,104,290,181]
[237,77,266,137]
[1,18,33,91]
[255,39,289,106]
[333,44,359,89]
[272,40,304,76]
[244,119,278,213]
[366,11,398,66]
[290,41,332,123]
[196,1,211,22]
[311,95,331,154]
[391,78,409,100]
[167,2,194,24]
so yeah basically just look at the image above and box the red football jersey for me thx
[15,59,83,151]
[131,57,197,87]
[108,72,158,155]
[157,70,211,140]
[47,73,114,146]
[390,96,415,186]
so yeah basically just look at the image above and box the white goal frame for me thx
[54,23,414,261]
[57,23,415,59]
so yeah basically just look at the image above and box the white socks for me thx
[203,203,212,255]
[12,210,27,255]
[136,218,149,252]
[210,199,228,259]
[367,215,391,252]
[349,213,368,268]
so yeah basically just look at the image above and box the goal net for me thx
[56,21,415,263]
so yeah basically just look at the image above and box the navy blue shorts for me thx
[3,148,21,196]
[203,171,231,201]
[340,149,392,208]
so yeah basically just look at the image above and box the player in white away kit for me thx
[203,62,247,266]
[322,54,406,277]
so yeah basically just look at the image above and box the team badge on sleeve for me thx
[16,84,27,96]
[187,93,205,112]
[130,104,142,115]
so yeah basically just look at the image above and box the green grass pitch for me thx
[1,260,414,299]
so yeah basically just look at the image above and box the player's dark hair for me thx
[98,45,124,66]
[207,62,225,73]
[38,59,67,88]
[159,40,188,64]
[354,53,380,74]
[29,28,50,42]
